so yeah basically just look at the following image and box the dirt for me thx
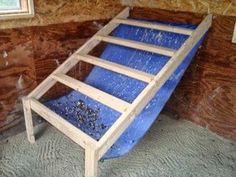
[0,114,236,177]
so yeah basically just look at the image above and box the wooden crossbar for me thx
[30,98,97,148]
[23,7,212,177]
[27,7,130,99]
[96,14,212,159]
[113,18,194,35]
[51,73,130,113]
[77,54,154,83]
[95,35,176,57]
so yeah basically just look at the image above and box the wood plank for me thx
[28,7,130,99]
[95,35,176,57]
[85,148,98,177]
[113,18,193,35]
[22,97,35,144]
[33,21,107,99]
[131,7,236,141]
[30,98,97,148]
[3,5,234,147]
[97,14,212,159]
[95,7,130,36]
[51,73,130,113]
[165,17,236,141]
[28,57,78,99]
[77,54,154,83]
[77,7,131,55]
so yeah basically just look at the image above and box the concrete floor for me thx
[0,114,236,177]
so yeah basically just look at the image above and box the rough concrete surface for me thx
[0,114,236,177]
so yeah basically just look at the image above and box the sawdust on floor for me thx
[0,114,236,177]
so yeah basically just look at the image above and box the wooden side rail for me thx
[23,7,212,177]
[30,98,98,148]
[94,35,176,57]
[24,8,131,177]
[28,7,131,100]
[51,73,130,113]
[77,54,154,83]
[113,18,194,35]
[96,14,212,159]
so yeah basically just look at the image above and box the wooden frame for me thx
[23,7,212,177]
[0,0,34,20]
[77,54,154,83]
[112,18,194,35]
[94,35,176,57]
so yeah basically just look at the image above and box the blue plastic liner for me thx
[45,20,206,159]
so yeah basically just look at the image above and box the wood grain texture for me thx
[32,21,108,98]
[1,7,236,141]
[0,20,107,132]
[131,7,236,141]
[0,28,37,131]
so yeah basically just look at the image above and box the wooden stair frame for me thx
[22,7,212,177]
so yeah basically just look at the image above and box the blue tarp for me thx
[45,20,206,159]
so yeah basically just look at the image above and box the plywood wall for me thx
[0,20,108,132]
[0,28,37,132]
[0,0,121,132]
[123,0,236,17]
[0,0,122,29]
[1,3,236,141]
[131,7,236,141]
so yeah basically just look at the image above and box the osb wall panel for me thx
[131,7,236,140]
[0,0,122,29]
[123,0,236,16]
[1,7,236,141]
[32,20,108,98]
[0,28,37,131]
[0,0,120,131]
[167,16,236,140]
[0,20,107,132]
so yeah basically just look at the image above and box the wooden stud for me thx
[22,97,35,144]
[95,35,176,57]
[30,98,97,148]
[85,148,98,177]
[96,14,212,159]
[113,18,193,35]
[51,73,130,113]
[24,8,131,177]
[28,58,78,99]
[28,7,130,99]
[78,54,154,83]
[95,7,130,36]
[23,7,213,177]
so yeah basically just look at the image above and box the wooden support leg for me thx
[85,148,98,177]
[22,97,35,144]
